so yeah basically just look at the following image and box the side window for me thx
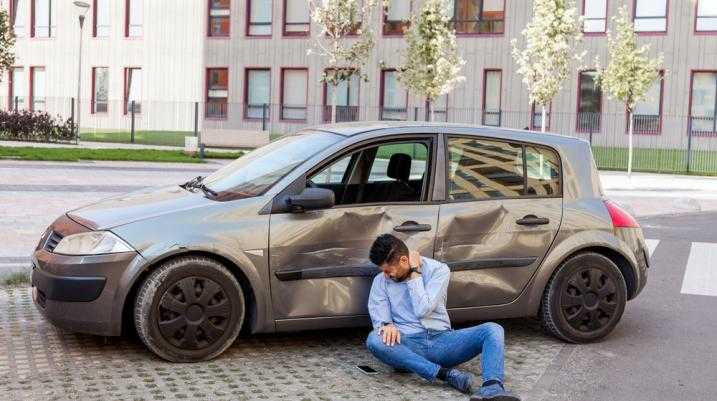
[309,155,352,185]
[308,140,430,205]
[447,137,524,200]
[368,143,427,182]
[525,146,561,196]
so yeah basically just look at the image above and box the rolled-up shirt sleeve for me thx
[406,262,450,318]
[368,275,392,331]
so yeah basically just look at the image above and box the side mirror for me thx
[286,187,335,213]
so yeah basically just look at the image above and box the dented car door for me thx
[438,136,563,308]
[268,136,439,322]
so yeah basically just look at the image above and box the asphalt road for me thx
[538,212,717,401]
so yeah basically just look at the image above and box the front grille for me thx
[44,231,64,252]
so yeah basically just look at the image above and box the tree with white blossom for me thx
[306,0,383,123]
[0,8,15,84]
[396,0,465,122]
[594,5,663,178]
[511,0,584,132]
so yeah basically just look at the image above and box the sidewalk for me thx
[0,139,242,152]
[600,171,717,217]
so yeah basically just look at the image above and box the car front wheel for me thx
[134,256,245,362]
[540,252,627,343]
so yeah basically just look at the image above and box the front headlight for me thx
[53,231,134,256]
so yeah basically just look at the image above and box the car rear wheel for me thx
[134,256,245,362]
[540,252,627,343]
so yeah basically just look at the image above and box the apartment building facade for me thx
[1,0,716,149]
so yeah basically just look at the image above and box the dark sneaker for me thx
[470,382,521,401]
[445,369,474,394]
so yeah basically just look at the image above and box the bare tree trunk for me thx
[628,111,634,178]
[331,86,337,124]
[541,105,547,133]
[428,99,434,122]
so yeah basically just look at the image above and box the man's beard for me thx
[390,268,411,283]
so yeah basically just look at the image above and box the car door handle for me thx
[516,215,550,226]
[393,221,432,232]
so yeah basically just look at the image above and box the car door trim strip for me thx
[274,257,537,281]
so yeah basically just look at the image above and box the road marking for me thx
[645,239,660,257]
[681,242,717,297]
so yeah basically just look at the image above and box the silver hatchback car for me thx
[31,122,649,362]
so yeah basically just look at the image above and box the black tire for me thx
[134,255,245,362]
[540,252,627,343]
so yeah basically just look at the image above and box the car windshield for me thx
[203,131,342,198]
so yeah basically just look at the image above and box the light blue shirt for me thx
[367,256,452,335]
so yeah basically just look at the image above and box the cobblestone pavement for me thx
[0,286,566,401]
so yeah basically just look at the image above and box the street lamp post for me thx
[73,1,90,143]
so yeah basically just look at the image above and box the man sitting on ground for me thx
[365,234,520,401]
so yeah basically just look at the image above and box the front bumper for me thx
[31,249,144,336]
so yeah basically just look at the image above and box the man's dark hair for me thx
[369,234,408,266]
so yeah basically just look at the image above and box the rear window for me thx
[447,137,561,201]
[525,145,561,196]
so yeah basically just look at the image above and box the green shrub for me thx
[0,109,76,142]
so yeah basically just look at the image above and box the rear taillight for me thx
[604,200,639,228]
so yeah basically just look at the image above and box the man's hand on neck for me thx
[408,250,422,280]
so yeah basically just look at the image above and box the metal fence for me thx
[1,95,716,175]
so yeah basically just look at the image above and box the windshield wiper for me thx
[180,176,218,197]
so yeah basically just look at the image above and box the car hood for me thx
[67,185,216,230]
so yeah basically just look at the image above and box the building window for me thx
[245,68,271,119]
[482,69,501,126]
[29,67,45,111]
[283,0,309,36]
[383,0,410,35]
[11,0,27,37]
[93,0,110,37]
[690,71,717,134]
[696,0,717,32]
[124,67,142,114]
[632,72,663,135]
[32,0,54,38]
[323,72,360,122]
[8,67,25,110]
[280,68,308,121]
[633,0,667,33]
[583,0,607,33]
[92,67,109,113]
[248,0,272,36]
[206,68,228,119]
[577,71,601,133]
[449,0,504,35]
[380,69,407,121]
[125,0,142,37]
[531,102,551,131]
[208,0,230,37]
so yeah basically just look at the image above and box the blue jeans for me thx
[365,322,505,383]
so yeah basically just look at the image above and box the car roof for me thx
[307,121,588,148]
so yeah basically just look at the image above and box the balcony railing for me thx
[380,107,408,121]
[322,105,360,123]
[632,114,660,134]
[482,110,501,126]
[577,111,601,133]
[206,100,228,119]
[280,105,308,121]
[690,115,717,134]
